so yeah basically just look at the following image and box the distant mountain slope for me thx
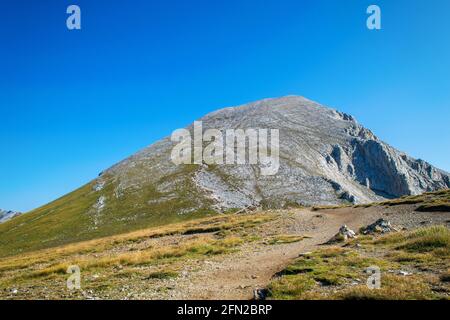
[0,96,448,257]
[0,210,21,223]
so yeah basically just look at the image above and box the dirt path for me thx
[167,208,365,299]
[2,204,448,300]
[165,205,450,300]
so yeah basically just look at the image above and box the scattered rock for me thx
[361,219,397,235]
[327,225,356,243]
[388,270,412,276]
[93,180,105,192]
[253,288,268,300]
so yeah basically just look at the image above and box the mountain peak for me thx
[105,95,449,210]
[0,96,448,255]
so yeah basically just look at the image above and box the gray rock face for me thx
[361,219,397,235]
[0,209,21,223]
[100,96,450,212]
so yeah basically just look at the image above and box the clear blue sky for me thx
[1,0,449,212]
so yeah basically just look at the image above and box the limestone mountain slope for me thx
[104,95,449,208]
[0,96,448,256]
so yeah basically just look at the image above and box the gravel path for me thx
[160,205,450,300]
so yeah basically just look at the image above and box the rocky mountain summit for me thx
[1,96,448,254]
[0,209,21,223]
[102,96,449,211]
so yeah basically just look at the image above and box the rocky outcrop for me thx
[361,219,398,235]
[0,209,22,223]
[327,225,357,243]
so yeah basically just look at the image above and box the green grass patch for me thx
[145,270,179,280]
[268,274,316,299]
[268,226,450,300]
[416,202,450,212]
[268,247,393,299]
[336,274,436,300]
[377,225,450,254]
[266,235,305,245]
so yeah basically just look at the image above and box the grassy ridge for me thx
[0,213,274,299]
[0,165,216,258]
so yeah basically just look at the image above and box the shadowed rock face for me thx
[101,96,449,211]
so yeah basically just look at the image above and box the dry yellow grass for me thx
[336,274,435,300]
[0,213,273,290]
